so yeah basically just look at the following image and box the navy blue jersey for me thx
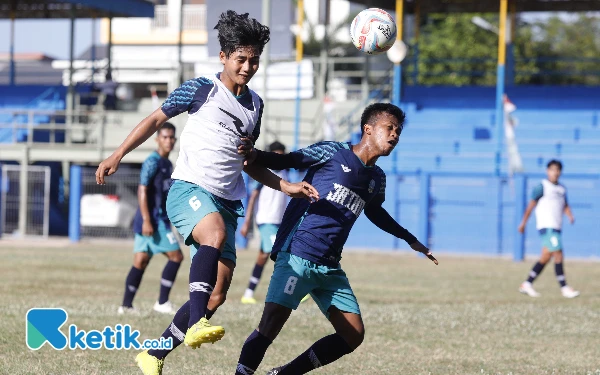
[133,151,173,233]
[267,142,386,267]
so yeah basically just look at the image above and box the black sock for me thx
[235,330,273,375]
[159,260,181,304]
[278,334,354,375]
[555,262,567,287]
[148,301,189,360]
[188,245,220,327]
[122,266,144,308]
[206,308,216,320]
[248,264,265,292]
[526,262,546,284]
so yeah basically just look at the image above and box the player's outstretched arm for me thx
[243,163,319,202]
[245,141,346,170]
[364,202,438,265]
[245,149,303,170]
[518,200,537,233]
[564,204,575,224]
[96,109,169,184]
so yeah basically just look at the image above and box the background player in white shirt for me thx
[518,160,579,298]
[240,141,289,304]
[96,10,318,375]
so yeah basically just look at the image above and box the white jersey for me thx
[162,75,263,201]
[533,179,567,230]
[254,169,289,225]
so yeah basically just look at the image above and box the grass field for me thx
[1,242,599,375]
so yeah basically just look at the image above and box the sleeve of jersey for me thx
[251,98,264,142]
[531,183,544,201]
[377,170,386,202]
[161,77,213,118]
[364,202,417,245]
[254,141,346,170]
[140,157,159,186]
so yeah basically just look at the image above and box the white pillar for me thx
[18,146,29,237]
[169,0,183,32]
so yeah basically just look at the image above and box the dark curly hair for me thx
[360,103,406,135]
[547,159,563,170]
[214,10,271,57]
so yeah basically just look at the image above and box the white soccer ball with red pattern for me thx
[350,8,397,55]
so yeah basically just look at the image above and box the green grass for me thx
[1,243,599,375]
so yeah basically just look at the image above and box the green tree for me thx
[515,14,600,85]
[411,13,498,86]
[411,12,600,86]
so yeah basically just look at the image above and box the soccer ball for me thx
[350,8,397,55]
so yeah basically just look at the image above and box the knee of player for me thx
[169,251,184,263]
[343,328,365,351]
[133,257,150,270]
[257,252,270,264]
[193,232,227,250]
[553,252,564,263]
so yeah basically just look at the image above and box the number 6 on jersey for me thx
[189,196,201,211]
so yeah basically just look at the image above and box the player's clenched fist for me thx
[96,153,122,185]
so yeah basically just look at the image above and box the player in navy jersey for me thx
[96,10,318,375]
[118,122,184,316]
[235,103,438,375]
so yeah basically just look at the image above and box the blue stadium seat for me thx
[361,105,600,174]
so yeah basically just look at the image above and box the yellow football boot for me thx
[183,317,225,349]
[241,296,258,304]
[135,350,164,375]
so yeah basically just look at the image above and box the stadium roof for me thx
[355,0,600,13]
[0,0,155,19]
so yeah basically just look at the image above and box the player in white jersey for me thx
[518,160,579,298]
[240,141,289,304]
[95,10,318,375]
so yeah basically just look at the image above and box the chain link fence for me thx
[0,165,50,237]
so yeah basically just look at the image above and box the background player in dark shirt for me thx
[118,122,184,315]
[235,103,438,375]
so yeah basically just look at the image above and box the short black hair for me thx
[214,10,270,57]
[157,122,176,136]
[547,159,563,170]
[269,141,286,152]
[360,103,406,135]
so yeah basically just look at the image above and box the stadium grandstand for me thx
[0,0,598,261]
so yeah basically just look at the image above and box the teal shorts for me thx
[539,228,563,252]
[258,224,279,254]
[166,180,244,264]
[133,220,180,256]
[266,252,361,318]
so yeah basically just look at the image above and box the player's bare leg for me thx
[267,307,363,375]
[552,250,580,298]
[235,302,292,375]
[520,247,552,297]
[206,258,236,318]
